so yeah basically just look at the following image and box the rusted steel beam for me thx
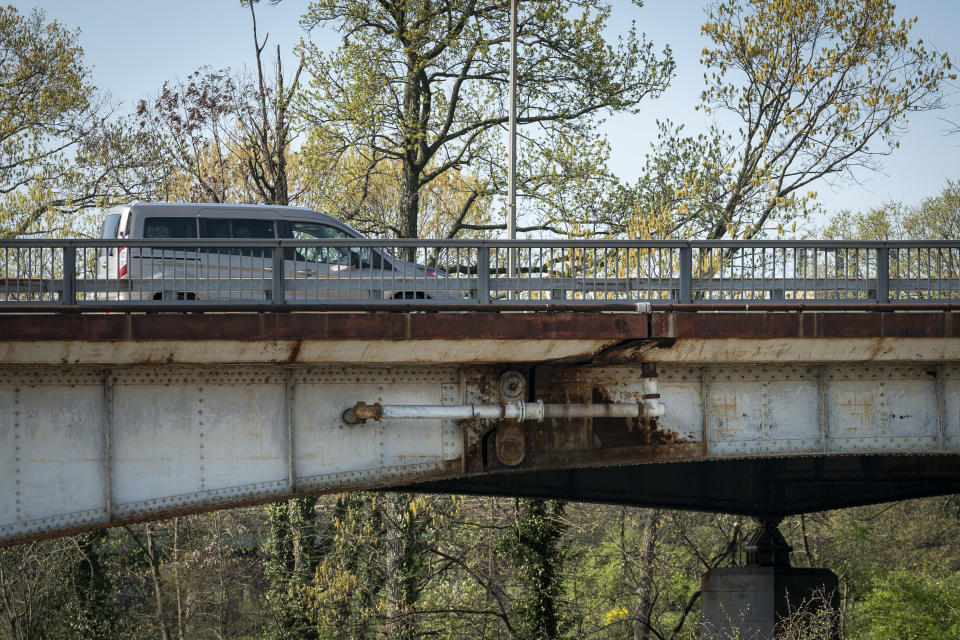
[0,311,957,342]
[0,311,651,341]
[650,311,958,339]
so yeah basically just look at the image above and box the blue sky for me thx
[20,0,960,223]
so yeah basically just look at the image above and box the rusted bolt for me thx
[343,401,382,424]
[495,420,526,466]
[496,435,525,466]
[499,371,526,403]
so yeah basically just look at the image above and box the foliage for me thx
[61,531,119,640]
[821,179,960,240]
[5,496,960,639]
[852,570,960,640]
[81,1,303,209]
[0,5,108,237]
[500,499,568,639]
[298,139,498,239]
[296,0,673,240]
[264,498,320,640]
[623,0,954,241]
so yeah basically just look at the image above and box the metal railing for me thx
[0,238,958,311]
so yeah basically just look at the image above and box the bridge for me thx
[0,237,957,548]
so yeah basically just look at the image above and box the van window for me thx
[288,221,388,268]
[144,217,198,239]
[201,218,231,238]
[101,214,121,239]
[288,222,350,264]
[232,219,275,239]
[231,219,274,258]
[198,219,276,239]
[198,218,275,257]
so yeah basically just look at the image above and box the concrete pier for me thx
[701,519,838,639]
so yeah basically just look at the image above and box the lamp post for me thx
[507,0,518,288]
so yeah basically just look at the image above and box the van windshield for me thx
[101,214,121,239]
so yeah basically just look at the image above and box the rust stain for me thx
[287,339,303,363]
[711,395,739,435]
[591,385,684,446]
[837,395,876,432]
[527,441,701,470]
[0,312,954,347]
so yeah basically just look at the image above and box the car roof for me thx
[106,202,363,235]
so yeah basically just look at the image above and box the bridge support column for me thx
[700,518,838,640]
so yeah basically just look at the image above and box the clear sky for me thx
[17,0,960,222]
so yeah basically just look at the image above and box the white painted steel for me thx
[1,362,958,545]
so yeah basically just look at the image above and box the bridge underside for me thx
[408,455,960,517]
[1,311,958,545]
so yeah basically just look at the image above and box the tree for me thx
[501,498,568,640]
[820,202,905,241]
[627,0,953,241]
[307,493,388,639]
[854,570,960,639]
[297,0,673,242]
[63,531,119,640]
[131,68,250,204]
[821,179,960,240]
[241,0,303,206]
[0,540,77,640]
[900,179,960,239]
[85,1,304,209]
[264,498,321,640]
[298,141,500,239]
[0,6,107,236]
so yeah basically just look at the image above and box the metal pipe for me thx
[343,397,664,425]
[643,376,666,419]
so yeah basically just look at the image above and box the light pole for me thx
[507,0,518,287]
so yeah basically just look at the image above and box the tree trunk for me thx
[216,513,228,640]
[633,509,659,640]
[399,158,421,260]
[398,52,424,259]
[145,525,171,640]
[173,518,184,640]
[384,494,417,640]
[510,498,566,640]
[0,555,28,640]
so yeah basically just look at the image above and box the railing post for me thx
[679,245,693,304]
[62,244,76,306]
[477,245,490,304]
[272,242,285,306]
[876,246,889,303]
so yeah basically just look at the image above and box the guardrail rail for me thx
[0,238,958,311]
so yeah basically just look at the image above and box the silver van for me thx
[97,202,457,301]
